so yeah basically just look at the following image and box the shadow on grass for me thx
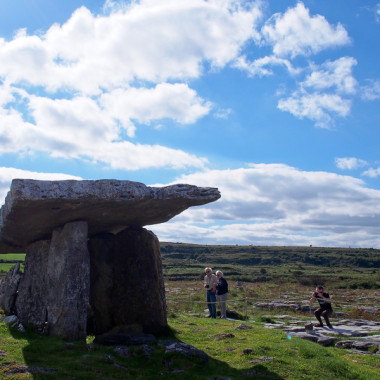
[4,326,284,380]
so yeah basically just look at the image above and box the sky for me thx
[0,0,379,248]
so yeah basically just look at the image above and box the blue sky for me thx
[0,0,380,248]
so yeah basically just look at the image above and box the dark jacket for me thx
[216,277,228,296]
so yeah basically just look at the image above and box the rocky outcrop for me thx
[0,179,220,341]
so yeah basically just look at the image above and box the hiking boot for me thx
[326,323,333,329]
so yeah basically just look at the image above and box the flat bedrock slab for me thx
[0,179,220,247]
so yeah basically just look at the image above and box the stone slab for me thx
[0,179,220,248]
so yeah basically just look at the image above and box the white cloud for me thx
[302,57,358,94]
[150,164,380,247]
[335,157,368,170]
[100,83,212,136]
[0,91,208,170]
[376,3,380,23]
[233,54,300,77]
[277,91,351,128]
[0,167,82,206]
[0,0,263,94]
[261,2,350,58]
[362,167,380,178]
[360,79,380,101]
[0,0,265,170]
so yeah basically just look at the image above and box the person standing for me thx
[204,267,217,318]
[216,270,228,319]
[310,285,333,328]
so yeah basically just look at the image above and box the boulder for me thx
[0,263,22,314]
[317,336,338,346]
[0,179,220,249]
[159,341,209,363]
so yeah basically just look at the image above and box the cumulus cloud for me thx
[360,79,380,101]
[0,90,208,170]
[302,57,357,94]
[0,1,262,94]
[276,56,358,128]
[0,167,82,206]
[233,54,300,77]
[150,164,380,247]
[0,0,265,170]
[278,91,351,128]
[335,157,368,170]
[99,83,213,137]
[362,167,380,178]
[261,2,350,58]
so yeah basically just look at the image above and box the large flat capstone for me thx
[0,179,220,249]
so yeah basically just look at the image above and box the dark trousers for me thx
[314,308,332,326]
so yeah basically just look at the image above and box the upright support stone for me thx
[0,263,22,315]
[46,221,90,340]
[15,240,50,330]
[88,227,167,336]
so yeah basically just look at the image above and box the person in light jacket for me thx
[215,270,228,319]
[204,267,217,318]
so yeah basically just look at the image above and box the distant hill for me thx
[160,242,380,289]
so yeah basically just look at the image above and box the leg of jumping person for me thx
[322,310,332,328]
[314,308,324,327]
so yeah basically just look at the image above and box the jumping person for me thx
[215,270,228,319]
[204,267,217,318]
[310,285,333,328]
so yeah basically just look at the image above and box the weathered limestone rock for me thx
[46,221,90,340]
[88,226,167,336]
[0,263,22,314]
[15,240,50,330]
[0,179,221,249]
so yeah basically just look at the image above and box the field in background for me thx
[160,243,380,290]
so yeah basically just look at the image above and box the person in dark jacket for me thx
[215,270,228,319]
[310,285,333,328]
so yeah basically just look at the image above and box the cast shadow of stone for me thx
[5,327,283,380]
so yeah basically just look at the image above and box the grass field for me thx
[0,246,379,378]
[1,307,379,379]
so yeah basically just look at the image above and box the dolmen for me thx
[0,179,220,341]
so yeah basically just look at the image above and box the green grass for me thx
[1,311,379,380]
[0,254,25,275]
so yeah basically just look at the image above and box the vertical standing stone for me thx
[15,240,50,330]
[87,232,115,334]
[88,227,167,336]
[0,263,22,315]
[47,221,90,340]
